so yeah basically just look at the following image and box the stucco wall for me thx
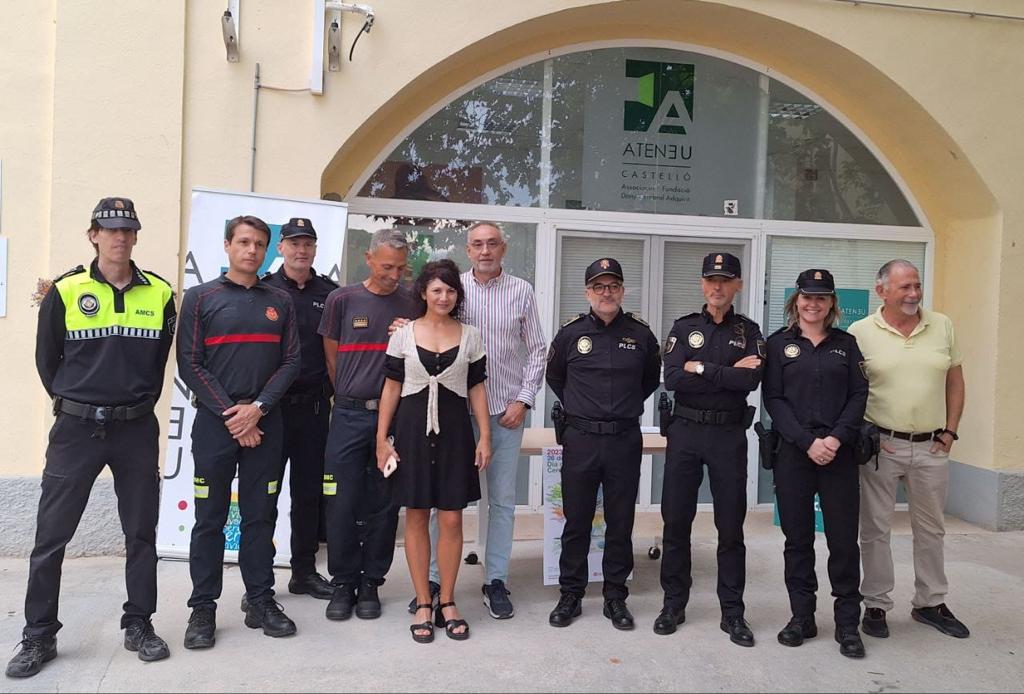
[0,0,1020,485]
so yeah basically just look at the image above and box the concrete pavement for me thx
[1,511,1022,693]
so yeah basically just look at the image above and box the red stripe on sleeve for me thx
[337,343,388,353]
[204,333,282,346]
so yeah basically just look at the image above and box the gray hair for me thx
[368,228,409,254]
[466,221,507,242]
[876,259,918,289]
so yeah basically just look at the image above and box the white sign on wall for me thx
[156,187,348,562]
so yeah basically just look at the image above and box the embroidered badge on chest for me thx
[784,344,801,358]
[688,331,704,348]
[576,336,593,354]
[265,306,279,321]
[353,316,369,329]
[78,293,100,317]
[618,336,638,351]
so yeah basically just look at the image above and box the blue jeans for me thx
[429,414,524,584]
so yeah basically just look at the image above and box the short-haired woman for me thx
[376,259,491,643]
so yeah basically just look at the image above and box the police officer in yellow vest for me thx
[6,198,176,679]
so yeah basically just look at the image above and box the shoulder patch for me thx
[626,312,649,327]
[54,265,86,282]
[561,312,586,328]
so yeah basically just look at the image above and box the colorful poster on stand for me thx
[542,446,609,586]
[156,188,348,564]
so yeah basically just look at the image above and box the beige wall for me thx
[1,0,1021,475]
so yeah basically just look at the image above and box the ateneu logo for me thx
[623,60,694,135]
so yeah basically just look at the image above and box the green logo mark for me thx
[623,60,695,135]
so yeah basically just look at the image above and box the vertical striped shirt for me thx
[461,269,547,416]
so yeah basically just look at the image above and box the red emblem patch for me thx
[265,306,279,321]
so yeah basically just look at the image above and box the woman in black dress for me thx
[376,259,491,643]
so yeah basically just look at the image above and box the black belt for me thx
[674,405,745,425]
[283,387,329,405]
[565,415,638,435]
[335,395,379,411]
[54,397,154,423]
[877,427,936,443]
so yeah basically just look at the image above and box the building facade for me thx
[1,0,1021,550]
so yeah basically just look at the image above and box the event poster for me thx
[542,446,609,586]
[156,188,348,562]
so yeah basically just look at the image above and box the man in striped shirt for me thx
[412,222,546,619]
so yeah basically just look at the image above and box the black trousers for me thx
[188,406,283,608]
[559,424,642,601]
[24,413,161,639]
[276,395,330,578]
[774,439,862,628]
[660,418,748,617]
[323,406,399,585]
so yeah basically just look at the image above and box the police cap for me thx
[280,217,317,239]
[701,252,741,279]
[584,257,624,285]
[91,197,141,231]
[795,268,836,295]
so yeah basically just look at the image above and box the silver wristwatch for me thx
[695,362,705,376]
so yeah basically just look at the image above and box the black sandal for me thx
[410,604,435,643]
[435,601,470,641]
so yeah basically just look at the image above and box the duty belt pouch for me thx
[742,405,756,429]
[854,421,881,468]
[753,422,781,470]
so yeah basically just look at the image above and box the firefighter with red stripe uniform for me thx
[317,228,417,621]
[176,215,300,649]
[6,197,175,679]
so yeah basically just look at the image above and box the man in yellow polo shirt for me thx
[848,259,967,641]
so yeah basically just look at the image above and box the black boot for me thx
[653,605,686,636]
[835,627,866,658]
[548,594,582,627]
[861,607,889,638]
[288,572,335,600]
[777,617,817,647]
[244,599,297,638]
[355,577,382,620]
[123,618,170,661]
[183,606,216,650]
[720,616,755,647]
[603,599,635,631]
[5,637,57,678]
[326,583,357,621]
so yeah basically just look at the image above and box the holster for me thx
[551,401,567,446]
[754,421,782,470]
[658,392,672,437]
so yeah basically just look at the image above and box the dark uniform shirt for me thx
[36,259,176,406]
[546,309,661,420]
[317,283,417,400]
[177,274,300,415]
[260,267,337,395]
[763,325,869,451]
[663,306,765,412]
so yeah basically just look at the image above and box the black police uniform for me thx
[177,273,300,610]
[546,260,661,605]
[25,198,175,643]
[763,270,868,633]
[659,253,763,625]
[260,218,337,589]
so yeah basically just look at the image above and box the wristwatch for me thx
[253,400,270,416]
[934,428,959,441]
[517,401,532,410]
[695,361,705,376]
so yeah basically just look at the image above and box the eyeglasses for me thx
[588,282,623,294]
[468,240,504,250]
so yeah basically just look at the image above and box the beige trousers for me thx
[859,436,949,610]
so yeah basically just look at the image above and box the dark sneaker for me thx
[548,594,582,628]
[183,606,216,650]
[482,580,515,619]
[603,599,635,631]
[5,637,57,678]
[777,617,817,647]
[243,599,297,638]
[911,603,970,639]
[861,607,889,638]
[408,580,440,614]
[326,583,357,621]
[123,619,170,662]
[288,572,335,600]
[720,616,755,647]
[835,627,867,658]
[653,605,686,636]
[355,578,381,620]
